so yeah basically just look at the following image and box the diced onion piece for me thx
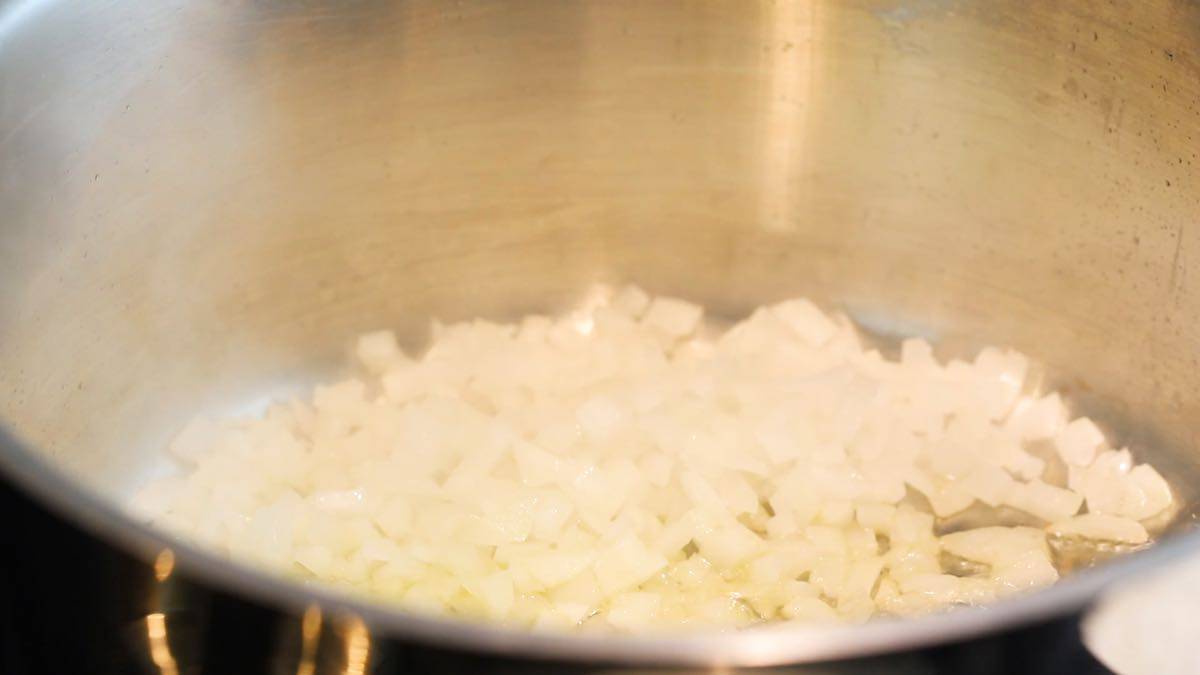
[606,592,661,630]
[641,297,703,339]
[940,527,1049,566]
[1050,514,1149,544]
[781,596,839,622]
[612,285,651,318]
[959,464,1018,507]
[465,570,515,618]
[1127,465,1173,520]
[355,330,405,373]
[593,535,668,596]
[991,549,1058,591]
[693,520,766,569]
[168,416,223,465]
[1072,451,1172,520]
[1005,393,1067,442]
[1001,480,1083,523]
[855,503,897,533]
[514,441,561,487]
[770,299,837,347]
[897,574,969,604]
[1056,417,1106,467]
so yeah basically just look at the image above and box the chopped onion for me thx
[132,285,1173,631]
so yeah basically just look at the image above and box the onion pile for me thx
[131,286,1173,631]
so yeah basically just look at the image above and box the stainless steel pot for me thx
[1,0,1198,668]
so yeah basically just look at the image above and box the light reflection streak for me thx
[145,612,179,675]
[0,0,47,42]
[296,605,323,675]
[761,0,817,232]
[154,549,176,582]
[343,616,370,675]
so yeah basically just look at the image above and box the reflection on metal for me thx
[296,605,323,675]
[154,549,176,582]
[342,616,370,675]
[0,0,47,40]
[592,662,734,667]
[145,612,179,675]
[759,0,815,232]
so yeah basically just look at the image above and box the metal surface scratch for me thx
[1169,223,1185,297]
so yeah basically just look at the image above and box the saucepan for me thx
[1,0,1198,670]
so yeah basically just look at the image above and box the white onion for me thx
[1051,514,1149,545]
[130,285,1174,631]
